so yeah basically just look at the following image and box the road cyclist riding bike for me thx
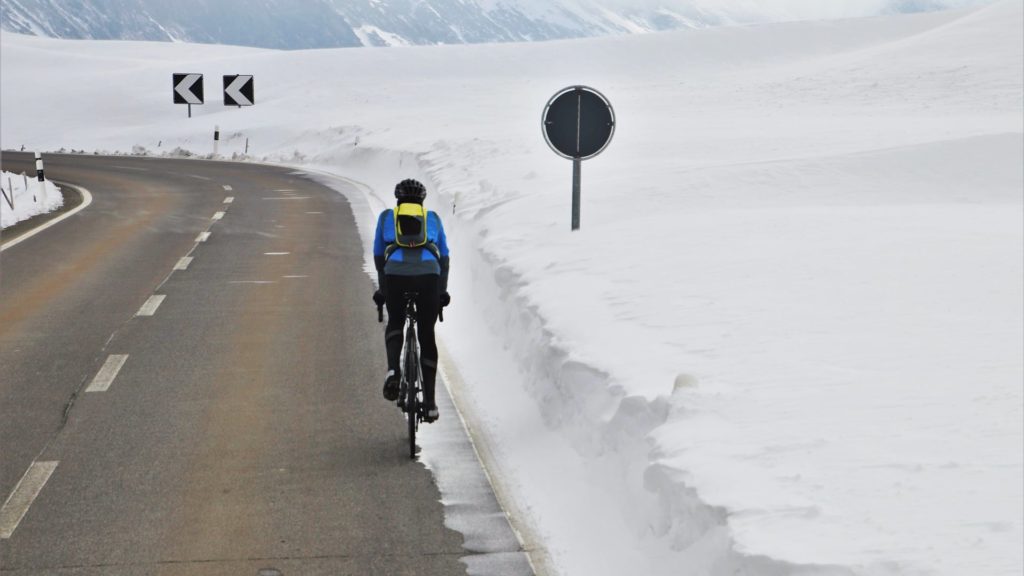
[372,178,450,423]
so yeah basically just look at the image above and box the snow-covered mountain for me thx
[0,0,997,49]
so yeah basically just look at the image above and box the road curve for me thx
[0,153,477,574]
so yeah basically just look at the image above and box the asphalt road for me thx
[0,153,499,575]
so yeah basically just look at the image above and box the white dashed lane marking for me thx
[135,295,166,317]
[85,355,129,393]
[264,252,290,256]
[196,232,210,243]
[223,185,233,191]
[0,461,59,539]
[174,257,193,271]
[223,197,234,204]
[212,212,225,221]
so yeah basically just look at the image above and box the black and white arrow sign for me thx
[223,75,255,107]
[172,73,204,105]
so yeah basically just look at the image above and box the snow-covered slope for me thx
[1,2,1021,575]
[0,171,62,229]
[0,0,1002,48]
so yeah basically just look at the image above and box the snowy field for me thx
[0,170,62,229]
[1,2,1021,575]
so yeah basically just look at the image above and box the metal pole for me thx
[245,138,249,155]
[188,104,191,118]
[571,158,581,231]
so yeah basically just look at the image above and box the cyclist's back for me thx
[372,179,450,422]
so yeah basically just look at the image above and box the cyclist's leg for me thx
[382,274,411,399]
[413,274,441,411]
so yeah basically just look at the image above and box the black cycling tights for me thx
[384,274,440,406]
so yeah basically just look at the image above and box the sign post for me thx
[173,73,204,117]
[542,86,615,231]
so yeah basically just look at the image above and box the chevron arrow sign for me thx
[172,73,204,105]
[223,75,255,107]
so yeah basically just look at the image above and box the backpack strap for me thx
[384,240,440,263]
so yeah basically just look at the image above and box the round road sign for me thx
[542,86,615,160]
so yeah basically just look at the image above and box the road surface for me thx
[0,152,525,575]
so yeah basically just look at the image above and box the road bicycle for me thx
[378,291,444,459]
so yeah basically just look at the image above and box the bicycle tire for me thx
[405,325,419,459]
[407,383,418,459]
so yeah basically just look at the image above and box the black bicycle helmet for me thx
[394,178,427,202]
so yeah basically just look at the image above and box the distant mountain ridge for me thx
[0,0,993,49]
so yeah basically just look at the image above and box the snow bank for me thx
[1,1,1021,574]
[0,170,63,229]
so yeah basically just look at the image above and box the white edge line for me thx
[1,183,93,252]
[135,294,166,317]
[0,461,59,539]
[264,252,290,255]
[85,354,129,393]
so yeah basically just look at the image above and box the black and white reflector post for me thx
[542,86,615,231]
[214,125,220,156]
[35,152,44,182]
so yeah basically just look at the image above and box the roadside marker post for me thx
[35,153,45,204]
[214,125,220,157]
[2,177,13,211]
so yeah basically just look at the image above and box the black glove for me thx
[373,290,386,307]
[439,292,451,308]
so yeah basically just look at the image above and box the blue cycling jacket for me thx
[373,208,450,276]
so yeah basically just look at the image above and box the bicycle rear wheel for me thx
[404,326,420,459]
[406,385,418,459]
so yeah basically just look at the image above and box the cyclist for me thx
[372,178,450,422]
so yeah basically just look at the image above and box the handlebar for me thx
[375,296,446,323]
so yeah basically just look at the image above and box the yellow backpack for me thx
[386,203,440,262]
[393,203,428,247]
